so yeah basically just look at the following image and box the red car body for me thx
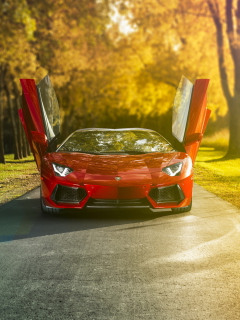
[19,75,210,213]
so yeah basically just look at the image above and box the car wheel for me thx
[40,186,60,214]
[41,198,48,213]
[41,198,61,214]
[171,200,192,213]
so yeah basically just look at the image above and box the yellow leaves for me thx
[0,0,230,137]
[13,0,36,40]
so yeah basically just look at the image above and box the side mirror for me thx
[184,133,203,146]
[31,131,48,145]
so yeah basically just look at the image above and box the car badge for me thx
[115,176,122,181]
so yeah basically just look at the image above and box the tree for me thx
[207,0,240,157]
[0,64,6,163]
[0,0,45,159]
[108,1,224,133]
[1,0,234,157]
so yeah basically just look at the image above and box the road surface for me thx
[0,184,240,319]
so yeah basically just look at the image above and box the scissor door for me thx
[19,75,60,170]
[172,76,211,163]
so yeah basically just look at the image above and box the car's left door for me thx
[19,75,60,170]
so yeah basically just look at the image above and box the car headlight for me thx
[52,163,73,177]
[162,162,183,176]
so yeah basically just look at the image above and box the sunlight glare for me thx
[109,5,136,35]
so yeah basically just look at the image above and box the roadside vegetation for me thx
[0,154,39,205]
[2,0,240,162]
[194,131,240,209]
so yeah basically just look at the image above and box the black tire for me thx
[171,200,192,213]
[40,185,60,214]
[41,198,61,214]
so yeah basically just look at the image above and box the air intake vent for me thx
[52,185,87,203]
[86,198,150,209]
[149,185,184,203]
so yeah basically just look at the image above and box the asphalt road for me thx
[1,184,240,320]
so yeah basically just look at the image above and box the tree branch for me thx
[226,0,236,60]
[226,0,240,94]
[226,0,234,34]
[207,0,232,102]
[236,0,240,35]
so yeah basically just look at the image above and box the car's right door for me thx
[172,76,211,163]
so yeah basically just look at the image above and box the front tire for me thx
[40,187,61,214]
[41,198,48,213]
[171,200,192,213]
[41,199,61,214]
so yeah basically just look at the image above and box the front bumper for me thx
[41,174,193,211]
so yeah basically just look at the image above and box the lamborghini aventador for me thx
[18,75,210,213]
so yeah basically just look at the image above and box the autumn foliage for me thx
[0,0,239,162]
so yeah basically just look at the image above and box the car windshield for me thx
[57,130,174,154]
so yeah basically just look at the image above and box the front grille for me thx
[52,185,87,203]
[149,185,184,203]
[86,198,150,209]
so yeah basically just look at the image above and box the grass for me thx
[200,128,229,151]
[194,147,240,209]
[0,154,39,205]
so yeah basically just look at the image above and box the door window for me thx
[37,75,60,143]
[172,76,193,143]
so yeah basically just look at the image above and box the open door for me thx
[37,75,60,150]
[19,75,60,170]
[172,76,211,163]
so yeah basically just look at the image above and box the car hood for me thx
[46,152,178,175]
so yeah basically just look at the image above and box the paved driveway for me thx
[0,184,240,320]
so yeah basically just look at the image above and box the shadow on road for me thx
[0,190,176,243]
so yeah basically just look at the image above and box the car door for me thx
[172,76,211,163]
[19,75,60,170]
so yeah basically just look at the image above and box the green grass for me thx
[194,147,240,209]
[0,154,39,205]
[200,129,229,151]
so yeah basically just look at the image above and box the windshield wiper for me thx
[57,150,156,155]
[78,151,108,155]
[57,150,105,155]
[123,150,157,154]
[96,151,151,155]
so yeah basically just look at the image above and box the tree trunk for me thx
[21,123,28,158]
[227,93,240,157]
[12,82,29,158]
[0,92,5,164]
[225,0,240,157]
[0,65,5,164]
[4,84,20,160]
[14,94,23,159]
[0,101,5,163]
[26,133,31,156]
[207,0,240,158]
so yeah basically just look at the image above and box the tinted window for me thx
[37,75,60,142]
[172,76,193,143]
[57,130,174,154]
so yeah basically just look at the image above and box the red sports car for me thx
[19,75,210,213]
